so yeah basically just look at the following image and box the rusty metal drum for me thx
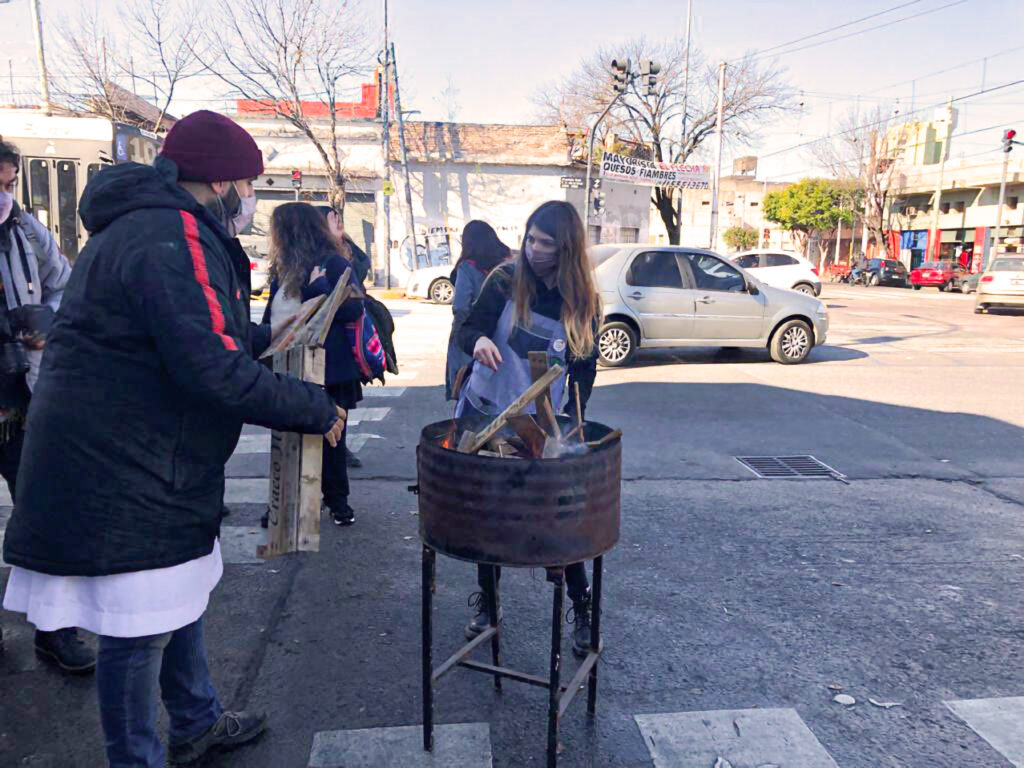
[417,419,622,567]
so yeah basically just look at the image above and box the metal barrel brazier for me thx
[417,418,621,566]
[417,417,622,768]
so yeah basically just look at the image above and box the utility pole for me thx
[391,43,418,270]
[584,58,630,241]
[709,60,726,250]
[380,0,392,288]
[8,60,14,106]
[929,97,954,260]
[834,203,843,267]
[675,0,693,245]
[992,128,1018,269]
[30,0,51,115]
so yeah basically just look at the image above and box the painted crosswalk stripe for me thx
[308,723,491,768]
[361,386,407,398]
[349,407,391,426]
[946,697,1024,766]
[236,433,271,454]
[635,708,839,768]
[219,526,266,564]
[348,433,381,452]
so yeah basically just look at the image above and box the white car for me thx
[405,265,456,304]
[730,250,822,296]
[593,245,828,366]
[974,255,1024,314]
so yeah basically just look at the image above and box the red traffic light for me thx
[1008,129,1017,140]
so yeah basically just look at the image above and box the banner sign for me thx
[600,151,711,189]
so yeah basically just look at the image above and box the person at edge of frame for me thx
[456,200,601,658]
[0,139,90,673]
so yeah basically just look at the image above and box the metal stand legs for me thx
[421,547,603,767]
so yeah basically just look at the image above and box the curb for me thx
[368,289,407,300]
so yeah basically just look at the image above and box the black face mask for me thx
[204,183,242,229]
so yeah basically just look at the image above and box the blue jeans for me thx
[96,617,223,767]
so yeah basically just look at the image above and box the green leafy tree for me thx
[763,179,854,268]
[722,225,759,252]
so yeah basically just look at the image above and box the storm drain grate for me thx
[736,455,847,482]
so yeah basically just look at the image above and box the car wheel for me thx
[793,283,815,295]
[597,322,637,367]
[770,319,813,364]
[869,273,880,286]
[429,278,455,305]
[961,281,974,295]
[939,282,949,292]
[912,285,921,291]
[975,303,987,314]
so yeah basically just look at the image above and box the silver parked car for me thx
[974,255,1024,313]
[592,245,829,366]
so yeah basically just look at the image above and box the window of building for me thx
[1009,196,1019,211]
[620,227,639,244]
[750,201,759,207]
[587,225,601,244]
[626,252,683,288]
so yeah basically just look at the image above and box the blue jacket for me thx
[263,251,364,386]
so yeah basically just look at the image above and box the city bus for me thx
[0,110,160,260]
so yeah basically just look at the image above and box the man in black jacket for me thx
[2,111,345,768]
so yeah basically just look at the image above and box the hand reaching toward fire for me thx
[473,337,503,371]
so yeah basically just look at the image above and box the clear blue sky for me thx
[3,0,1023,181]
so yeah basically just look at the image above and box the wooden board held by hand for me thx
[258,345,325,558]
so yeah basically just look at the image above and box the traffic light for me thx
[640,60,661,97]
[610,58,631,93]
[1003,129,1017,153]
[291,169,303,188]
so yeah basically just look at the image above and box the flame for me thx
[440,420,458,450]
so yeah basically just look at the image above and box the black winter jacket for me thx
[2,157,338,577]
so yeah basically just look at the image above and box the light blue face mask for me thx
[0,190,13,226]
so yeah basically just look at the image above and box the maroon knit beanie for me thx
[159,110,264,182]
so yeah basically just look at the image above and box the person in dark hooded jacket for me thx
[1,111,346,768]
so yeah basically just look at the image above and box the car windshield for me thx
[868,259,881,268]
[991,258,1024,272]
[919,262,942,269]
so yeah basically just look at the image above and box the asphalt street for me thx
[3,283,1024,767]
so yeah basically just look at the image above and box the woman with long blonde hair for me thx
[456,200,601,657]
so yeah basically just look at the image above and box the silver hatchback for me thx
[592,245,829,366]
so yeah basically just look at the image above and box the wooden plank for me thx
[528,351,560,437]
[296,346,325,552]
[309,267,354,347]
[259,295,326,359]
[259,346,325,558]
[459,365,564,454]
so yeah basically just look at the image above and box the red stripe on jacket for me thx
[180,212,238,352]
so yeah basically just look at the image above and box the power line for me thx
[747,0,969,63]
[758,78,1024,160]
[743,0,923,59]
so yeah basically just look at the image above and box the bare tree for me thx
[51,5,139,124]
[812,107,911,258]
[198,0,371,214]
[120,0,209,132]
[535,37,793,243]
[433,75,461,122]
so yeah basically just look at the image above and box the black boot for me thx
[34,628,96,674]
[568,589,593,658]
[464,591,502,640]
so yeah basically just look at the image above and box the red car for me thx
[910,261,966,291]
